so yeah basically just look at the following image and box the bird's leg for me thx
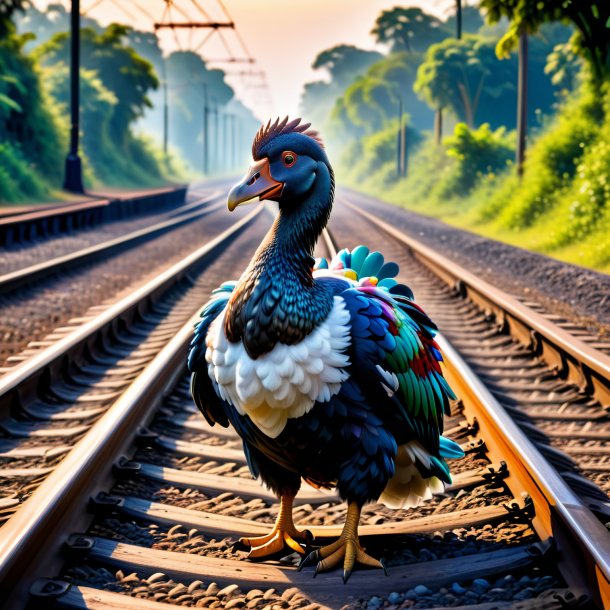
[238,492,312,559]
[300,502,386,582]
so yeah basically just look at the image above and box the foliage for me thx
[545,42,583,93]
[0,0,27,36]
[14,3,101,50]
[37,24,158,146]
[300,45,382,132]
[445,6,485,36]
[0,141,50,201]
[371,7,448,53]
[337,119,422,188]
[479,82,600,228]
[442,123,513,195]
[312,45,383,89]
[0,22,65,184]
[415,26,571,129]
[331,52,433,139]
[415,36,513,127]
[480,0,610,85]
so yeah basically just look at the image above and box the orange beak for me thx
[227,158,284,211]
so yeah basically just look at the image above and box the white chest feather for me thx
[205,296,351,438]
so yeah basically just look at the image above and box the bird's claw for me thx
[298,548,319,571]
[238,526,312,560]
[301,537,386,582]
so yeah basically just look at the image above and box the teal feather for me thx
[439,436,465,459]
[377,278,398,290]
[419,378,430,419]
[431,456,452,482]
[423,380,437,425]
[406,369,421,416]
[378,261,399,279]
[359,251,385,278]
[351,245,369,275]
[438,375,457,401]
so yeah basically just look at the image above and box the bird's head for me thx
[228,117,331,213]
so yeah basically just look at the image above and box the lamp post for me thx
[516,32,528,177]
[63,0,84,193]
[201,82,208,174]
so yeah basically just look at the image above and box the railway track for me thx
[0,186,188,248]
[0,189,222,293]
[0,193,607,609]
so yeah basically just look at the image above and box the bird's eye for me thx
[282,151,297,167]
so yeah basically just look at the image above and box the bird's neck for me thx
[224,167,335,357]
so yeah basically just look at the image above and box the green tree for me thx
[545,42,582,93]
[300,45,382,129]
[37,24,158,146]
[371,6,448,53]
[166,51,233,170]
[332,52,433,137]
[415,36,514,127]
[480,0,610,85]
[312,45,383,89]
[0,0,27,36]
[445,6,485,36]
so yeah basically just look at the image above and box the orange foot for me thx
[237,493,312,559]
[299,502,386,582]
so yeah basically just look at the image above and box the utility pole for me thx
[201,82,208,174]
[456,0,462,40]
[233,116,239,170]
[516,32,528,177]
[397,97,406,178]
[163,59,168,160]
[224,113,231,174]
[63,0,84,193]
[212,99,219,175]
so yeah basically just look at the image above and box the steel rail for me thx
[0,216,605,607]
[0,312,201,608]
[439,335,610,608]
[326,214,610,607]
[0,206,262,413]
[341,198,610,407]
[0,191,222,294]
[0,186,188,247]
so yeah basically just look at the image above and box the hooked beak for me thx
[227,158,284,211]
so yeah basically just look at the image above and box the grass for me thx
[336,83,610,275]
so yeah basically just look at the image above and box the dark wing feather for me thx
[187,281,237,428]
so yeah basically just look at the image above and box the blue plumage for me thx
[188,117,463,578]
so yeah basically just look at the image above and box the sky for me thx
[33,0,454,120]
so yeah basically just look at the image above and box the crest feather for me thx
[252,116,324,160]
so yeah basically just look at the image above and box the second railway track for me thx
[0,192,608,609]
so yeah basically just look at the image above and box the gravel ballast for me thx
[336,189,610,339]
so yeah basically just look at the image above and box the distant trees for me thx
[414,26,571,130]
[331,52,432,137]
[481,0,610,85]
[0,0,27,36]
[0,10,65,201]
[38,25,158,146]
[165,51,233,169]
[313,45,383,89]
[371,7,447,53]
[300,44,382,129]
[414,37,510,128]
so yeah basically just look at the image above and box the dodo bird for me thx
[188,117,463,581]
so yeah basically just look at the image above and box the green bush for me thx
[0,24,66,201]
[481,83,600,228]
[0,142,50,202]
[442,123,513,197]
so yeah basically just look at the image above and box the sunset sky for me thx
[33,1,454,120]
